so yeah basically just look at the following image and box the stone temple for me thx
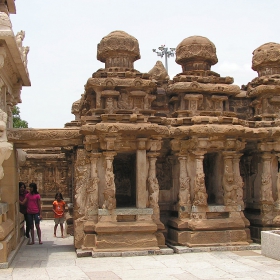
[1,0,280,264]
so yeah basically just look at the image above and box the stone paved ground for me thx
[0,220,280,280]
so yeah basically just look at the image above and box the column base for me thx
[167,205,251,247]
[94,221,159,251]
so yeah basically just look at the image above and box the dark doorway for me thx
[203,152,223,205]
[113,153,136,207]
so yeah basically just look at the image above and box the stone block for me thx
[96,232,159,250]
[168,227,248,247]
[83,221,96,233]
[76,249,92,258]
[83,233,96,249]
[261,230,280,260]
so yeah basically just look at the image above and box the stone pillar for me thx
[147,152,160,223]
[85,152,101,222]
[178,155,191,218]
[233,153,245,209]
[102,151,117,210]
[260,152,273,203]
[222,151,237,206]
[244,156,252,203]
[136,138,147,208]
[193,151,208,206]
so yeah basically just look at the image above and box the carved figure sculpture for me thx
[102,188,116,210]
[193,173,208,206]
[22,46,29,67]
[261,174,272,202]
[148,176,160,207]
[222,172,237,205]
[71,99,81,120]
[102,153,116,210]
[15,30,25,50]
[105,97,114,114]
[0,109,13,180]
[179,176,191,208]
[74,150,90,217]
[85,177,99,218]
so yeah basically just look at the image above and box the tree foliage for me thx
[12,106,28,128]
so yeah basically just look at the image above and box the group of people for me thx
[19,182,66,245]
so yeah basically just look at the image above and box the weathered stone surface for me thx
[8,26,280,258]
[95,232,159,251]
[252,42,280,76]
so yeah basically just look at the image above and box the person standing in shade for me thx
[20,183,42,245]
[19,182,30,238]
[53,192,66,238]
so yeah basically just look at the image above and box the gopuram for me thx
[1,0,280,264]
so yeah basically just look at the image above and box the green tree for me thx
[12,106,28,128]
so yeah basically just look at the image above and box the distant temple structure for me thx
[1,0,280,264]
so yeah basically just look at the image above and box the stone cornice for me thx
[167,81,240,96]
[248,84,280,98]
[85,77,156,92]
[7,128,83,148]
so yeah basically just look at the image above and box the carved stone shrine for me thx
[1,1,280,263]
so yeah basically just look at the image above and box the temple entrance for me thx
[203,152,223,205]
[113,153,136,207]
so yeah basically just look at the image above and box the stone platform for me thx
[1,220,280,280]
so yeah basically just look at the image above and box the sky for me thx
[10,0,280,128]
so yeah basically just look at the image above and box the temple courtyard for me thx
[0,220,278,280]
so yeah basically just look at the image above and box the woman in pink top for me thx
[20,183,42,245]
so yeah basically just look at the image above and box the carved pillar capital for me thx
[222,150,235,159]
[103,151,117,159]
[147,138,162,152]
[104,137,117,151]
[137,138,147,150]
[261,151,273,161]
[147,151,160,159]
[90,152,101,160]
[192,150,207,158]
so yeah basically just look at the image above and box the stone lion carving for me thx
[102,188,116,210]
[222,172,237,206]
[74,150,90,217]
[0,109,13,180]
[261,173,272,202]
[193,173,208,206]
[148,176,160,207]
[85,177,99,219]
[22,46,29,68]
[16,30,25,50]
[179,175,191,208]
